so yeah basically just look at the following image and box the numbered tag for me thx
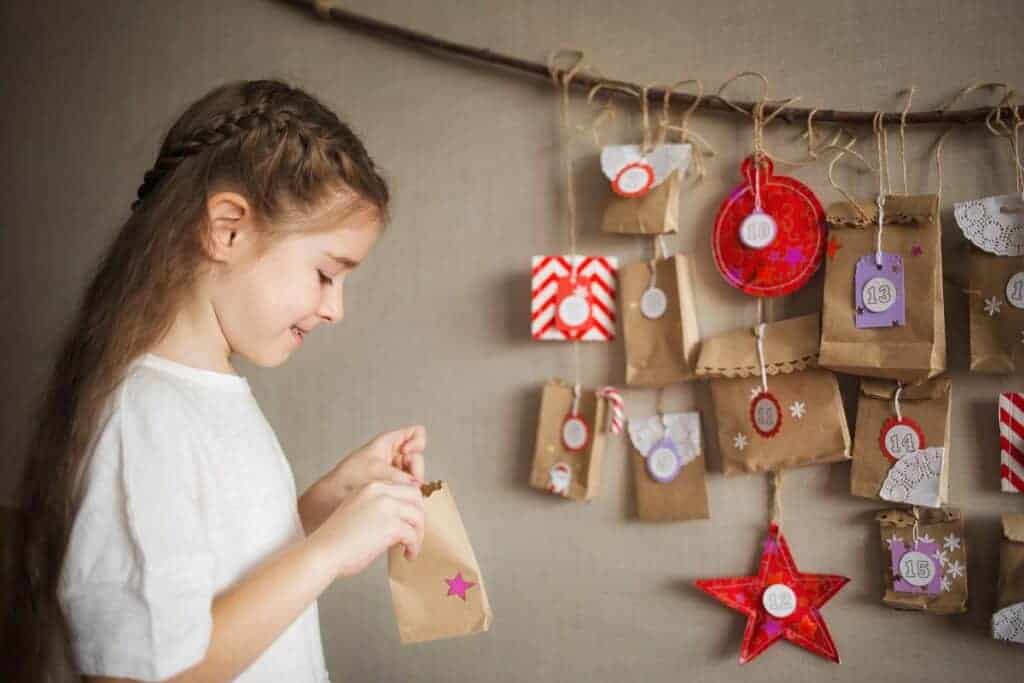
[854,253,906,328]
[879,416,925,463]
[645,438,683,483]
[561,413,590,452]
[739,209,778,250]
[547,462,572,496]
[761,583,797,618]
[1006,272,1024,310]
[553,275,595,339]
[612,161,656,198]
[640,286,667,319]
[749,391,782,438]
[890,536,942,596]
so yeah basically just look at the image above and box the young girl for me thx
[8,79,428,682]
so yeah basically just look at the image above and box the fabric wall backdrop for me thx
[3,0,1023,680]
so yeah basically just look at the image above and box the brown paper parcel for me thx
[620,254,701,387]
[851,378,952,505]
[993,514,1024,643]
[388,481,492,644]
[628,412,709,522]
[602,168,681,235]
[529,378,607,501]
[820,195,946,382]
[696,313,851,474]
[876,507,967,614]
[967,249,1024,373]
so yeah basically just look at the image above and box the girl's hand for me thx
[311,480,426,578]
[328,425,427,497]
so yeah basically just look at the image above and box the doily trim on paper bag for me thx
[993,602,1024,644]
[953,193,1024,256]
[879,447,945,508]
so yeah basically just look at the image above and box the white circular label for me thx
[739,210,778,249]
[753,396,780,434]
[762,583,797,618]
[640,287,667,319]
[557,293,591,327]
[647,446,681,481]
[883,423,921,460]
[898,550,936,587]
[862,276,897,313]
[561,416,588,451]
[1006,272,1024,310]
[617,165,653,195]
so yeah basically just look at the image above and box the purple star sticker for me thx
[444,571,477,601]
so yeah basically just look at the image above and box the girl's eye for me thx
[318,270,335,286]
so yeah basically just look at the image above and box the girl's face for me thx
[207,192,382,368]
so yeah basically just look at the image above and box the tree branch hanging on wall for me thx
[280,0,1022,126]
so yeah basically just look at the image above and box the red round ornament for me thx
[749,390,783,438]
[611,160,656,198]
[878,416,925,463]
[712,156,826,297]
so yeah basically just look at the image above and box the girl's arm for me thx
[297,478,344,535]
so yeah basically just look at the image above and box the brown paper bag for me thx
[627,411,709,521]
[876,506,967,614]
[388,481,492,644]
[819,195,946,382]
[994,513,1024,643]
[601,169,681,235]
[620,254,701,386]
[529,378,608,501]
[851,378,952,507]
[696,313,851,474]
[967,249,1024,373]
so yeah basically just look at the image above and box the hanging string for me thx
[585,81,640,147]
[893,381,904,422]
[755,322,769,394]
[987,89,1024,194]
[873,111,892,266]
[660,78,716,184]
[770,469,783,527]
[640,84,653,155]
[713,71,807,167]
[897,87,916,195]
[548,49,587,390]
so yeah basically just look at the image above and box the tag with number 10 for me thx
[854,252,906,328]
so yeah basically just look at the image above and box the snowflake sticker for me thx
[984,296,1002,317]
[940,575,952,593]
[932,549,948,566]
[946,559,965,580]
[942,534,961,553]
[789,401,806,420]
[733,433,749,451]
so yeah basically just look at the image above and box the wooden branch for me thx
[282,0,1022,127]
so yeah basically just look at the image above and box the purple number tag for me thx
[855,252,905,328]
[890,537,941,595]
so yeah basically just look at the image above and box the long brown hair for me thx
[5,79,390,682]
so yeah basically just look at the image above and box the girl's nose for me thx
[318,284,344,323]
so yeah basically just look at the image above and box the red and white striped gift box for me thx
[531,255,618,341]
[999,392,1024,493]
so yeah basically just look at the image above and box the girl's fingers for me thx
[386,466,417,485]
[403,452,425,483]
[398,425,427,456]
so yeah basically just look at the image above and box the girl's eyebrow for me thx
[328,254,360,268]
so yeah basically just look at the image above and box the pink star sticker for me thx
[445,572,477,601]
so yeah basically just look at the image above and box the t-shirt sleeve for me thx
[58,377,217,681]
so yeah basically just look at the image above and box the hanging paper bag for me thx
[388,481,492,644]
[819,195,946,382]
[620,254,701,386]
[999,392,1024,493]
[965,248,1024,373]
[876,506,967,614]
[529,379,613,501]
[696,313,851,474]
[851,378,952,508]
[627,411,709,521]
[994,513,1024,644]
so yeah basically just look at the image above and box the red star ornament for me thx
[695,523,849,664]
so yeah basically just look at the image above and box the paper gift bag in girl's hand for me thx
[388,481,492,644]
[851,378,952,508]
[820,195,946,382]
[627,411,709,521]
[696,313,851,474]
[620,254,701,387]
[876,506,967,615]
[529,379,609,501]
[994,513,1024,644]
[600,144,690,235]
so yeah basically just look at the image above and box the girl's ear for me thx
[204,191,254,263]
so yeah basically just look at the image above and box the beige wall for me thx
[3,0,1024,679]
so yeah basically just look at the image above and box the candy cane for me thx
[596,386,624,434]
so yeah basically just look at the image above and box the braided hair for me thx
[5,79,390,682]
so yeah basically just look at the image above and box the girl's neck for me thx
[148,294,238,375]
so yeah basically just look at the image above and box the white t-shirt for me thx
[58,353,331,682]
